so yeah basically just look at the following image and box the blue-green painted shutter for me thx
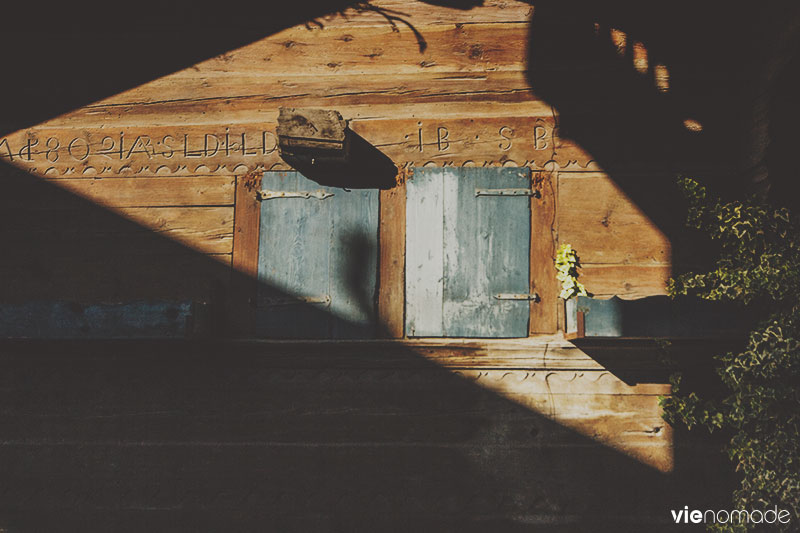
[255,171,378,339]
[405,167,531,337]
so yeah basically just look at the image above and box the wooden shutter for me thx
[255,171,378,339]
[405,167,531,337]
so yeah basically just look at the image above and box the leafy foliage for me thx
[661,177,800,531]
[555,243,589,300]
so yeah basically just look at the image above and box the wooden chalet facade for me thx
[0,4,676,337]
[1,0,797,530]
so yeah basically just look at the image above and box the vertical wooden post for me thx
[229,170,262,337]
[378,176,406,338]
[530,165,560,334]
[576,310,586,339]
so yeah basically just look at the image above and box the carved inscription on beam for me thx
[0,118,594,178]
[0,126,280,178]
[351,117,593,170]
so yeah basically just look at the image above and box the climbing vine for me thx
[661,177,800,531]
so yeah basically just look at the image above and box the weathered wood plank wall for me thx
[0,338,734,530]
[0,1,748,527]
[0,0,674,321]
[557,173,673,299]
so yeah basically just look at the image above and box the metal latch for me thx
[261,295,331,307]
[257,189,334,201]
[495,293,540,302]
[476,188,541,198]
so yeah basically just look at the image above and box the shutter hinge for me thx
[475,188,541,198]
[495,293,540,303]
[257,189,334,201]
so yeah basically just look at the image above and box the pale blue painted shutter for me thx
[256,171,378,339]
[405,167,531,337]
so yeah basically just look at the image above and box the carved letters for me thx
[0,118,593,177]
[0,130,277,164]
[351,116,585,169]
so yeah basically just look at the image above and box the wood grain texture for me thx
[0,0,674,331]
[301,0,534,29]
[86,23,532,93]
[0,176,235,209]
[256,171,378,339]
[405,168,444,337]
[378,183,405,338]
[0,10,595,178]
[257,172,333,338]
[328,182,379,338]
[442,167,530,337]
[0,334,735,530]
[555,172,674,302]
[43,79,546,129]
[231,171,262,279]
[0,206,233,256]
[580,265,671,299]
[406,168,530,338]
[558,172,672,265]
[0,0,744,524]
[530,167,559,334]
[0,171,234,308]
[101,206,233,254]
[0,113,591,179]
[230,171,263,336]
